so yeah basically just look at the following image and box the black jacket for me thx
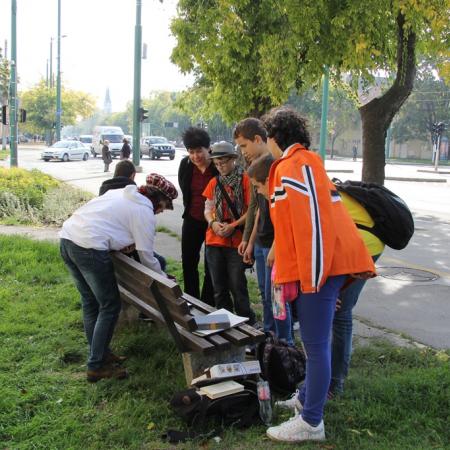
[178,156,219,219]
[99,176,136,196]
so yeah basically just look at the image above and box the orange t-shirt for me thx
[202,174,251,248]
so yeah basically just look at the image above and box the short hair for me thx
[114,160,136,178]
[233,118,267,142]
[247,153,274,183]
[262,106,311,151]
[182,126,210,150]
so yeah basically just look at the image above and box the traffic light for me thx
[19,108,26,123]
[1,105,7,125]
[139,107,148,122]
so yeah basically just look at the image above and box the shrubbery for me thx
[0,168,92,226]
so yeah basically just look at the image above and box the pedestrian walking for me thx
[261,107,375,444]
[60,174,177,382]
[203,141,256,324]
[120,138,131,160]
[352,145,357,161]
[178,127,218,305]
[102,140,112,172]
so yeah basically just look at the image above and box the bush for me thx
[0,168,92,226]
[0,167,59,209]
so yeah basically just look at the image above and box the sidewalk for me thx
[0,223,426,350]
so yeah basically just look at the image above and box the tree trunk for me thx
[360,13,416,184]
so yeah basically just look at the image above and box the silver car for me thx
[41,140,90,162]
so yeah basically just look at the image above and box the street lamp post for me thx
[56,0,62,141]
[132,0,142,170]
[9,0,18,167]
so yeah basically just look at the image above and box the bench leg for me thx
[182,345,246,386]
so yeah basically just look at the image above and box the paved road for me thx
[4,147,450,349]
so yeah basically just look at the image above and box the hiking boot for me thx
[86,366,128,382]
[275,389,303,414]
[266,415,325,443]
[104,352,127,365]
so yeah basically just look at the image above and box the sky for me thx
[0,0,193,111]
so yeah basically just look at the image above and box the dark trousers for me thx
[181,215,215,305]
[205,245,256,324]
[60,239,121,370]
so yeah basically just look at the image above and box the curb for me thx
[385,176,447,183]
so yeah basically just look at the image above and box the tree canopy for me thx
[20,81,96,136]
[171,0,450,182]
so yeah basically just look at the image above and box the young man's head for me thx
[233,118,268,163]
[262,106,311,154]
[209,141,238,176]
[182,126,211,168]
[247,153,274,200]
[114,160,136,179]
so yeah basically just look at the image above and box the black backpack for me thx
[333,179,414,250]
[170,379,261,433]
[257,334,306,395]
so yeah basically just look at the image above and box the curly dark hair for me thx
[182,126,211,150]
[233,118,267,142]
[262,106,311,151]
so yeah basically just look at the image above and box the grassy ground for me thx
[0,236,449,450]
[0,149,9,160]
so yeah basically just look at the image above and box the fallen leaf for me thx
[146,422,155,430]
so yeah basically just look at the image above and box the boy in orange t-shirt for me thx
[203,141,255,324]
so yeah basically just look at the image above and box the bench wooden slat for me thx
[114,265,190,315]
[115,270,197,331]
[112,252,184,300]
[119,286,216,354]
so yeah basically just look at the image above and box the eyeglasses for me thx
[214,158,232,167]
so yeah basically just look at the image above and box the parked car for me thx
[79,134,93,148]
[41,140,90,162]
[140,136,175,160]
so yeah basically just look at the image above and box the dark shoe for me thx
[104,352,127,364]
[87,366,128,382]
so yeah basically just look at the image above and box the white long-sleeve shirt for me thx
[60,184,162,274]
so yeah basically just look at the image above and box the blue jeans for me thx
[254,244,293,345]
[296,275,346,426]
[205,245,256,324]
[331,254,380,394]
[60,239,122,370]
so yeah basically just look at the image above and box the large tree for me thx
[0,47,9,149]
[20,80,96,137]
[172,0,449,183]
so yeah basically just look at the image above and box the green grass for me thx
[0,149,9,160]
[0,236,449,449]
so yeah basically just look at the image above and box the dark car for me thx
[140,136,175,160]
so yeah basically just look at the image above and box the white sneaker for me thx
[275,389,303,414]
[266,415,325,443]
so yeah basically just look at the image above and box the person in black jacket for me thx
[178,127,218,305]
[120,138,131,160]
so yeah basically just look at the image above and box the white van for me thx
[91,126,124,158]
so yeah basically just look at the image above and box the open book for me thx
[192,308,249,337]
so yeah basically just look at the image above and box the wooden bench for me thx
[111,252,265,385]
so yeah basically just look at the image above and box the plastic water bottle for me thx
[257,380,272,425]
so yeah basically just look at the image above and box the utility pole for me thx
[9,0,18,167]
[132,0,142,170]
[1,39,8,150]
[56,0,62,141]
[319,66,329,161]
[49,37,53,88]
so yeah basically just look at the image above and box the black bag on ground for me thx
[257,334,306,395]
[170,379,261,433]
[333,178,414,250]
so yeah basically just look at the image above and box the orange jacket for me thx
[269,144,376,293]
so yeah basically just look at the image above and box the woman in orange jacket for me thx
[260,107,376,444]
